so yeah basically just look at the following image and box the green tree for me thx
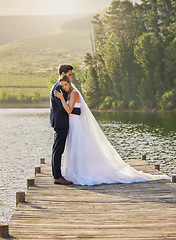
[99,96,113,110]
[82,0,176,111]
[83,66,99,108]
[103,33,120,98]
[134,33,162,107]
[160,89,176,110]
[71,62,84,94]
[158,0,175,45]
[163,38,176,89]
[105,0,134,38]
[91,14,105,54]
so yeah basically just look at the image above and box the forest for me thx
[72,0,176,111]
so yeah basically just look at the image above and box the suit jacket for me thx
[50,82,69,130]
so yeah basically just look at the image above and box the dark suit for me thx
[50,81,69,179]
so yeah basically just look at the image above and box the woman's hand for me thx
[54,89,64,99]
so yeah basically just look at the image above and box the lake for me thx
[0,109,176,224]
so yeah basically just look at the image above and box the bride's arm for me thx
[54,90,78,114]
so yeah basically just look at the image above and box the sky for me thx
[0,0,113,16]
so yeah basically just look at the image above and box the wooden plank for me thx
[6,160,176,240]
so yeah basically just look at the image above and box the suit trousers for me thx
[52,128,68,179]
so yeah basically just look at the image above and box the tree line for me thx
[0,88,42,103]
[71,0,176,111]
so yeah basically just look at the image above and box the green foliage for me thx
[0,73,47,87]
[103,33,120,97]
[83,66,100,109]
[80,0,176,111]
[155,91,162,108]
[32,90,41,102]
[134,33,159,69]
[71,62,84,94]
[163,38,176,89]
[46,72,58,89]
[17,91,27,102]
[129,100,137,110]
[112,101,117,109]
[0,86,49,103]
[0,89,8,101]
[160,89,176,110]
[99,96,113,110]
[117,100,125,110]
[134,33,161,107]
[0,73,50,104]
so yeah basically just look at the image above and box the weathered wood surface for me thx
[7,159,176,240]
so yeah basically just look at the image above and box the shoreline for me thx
[0,102,50,109]
[92,109,176,114]
[0,103,175,113]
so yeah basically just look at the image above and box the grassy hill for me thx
[0,14,92,107]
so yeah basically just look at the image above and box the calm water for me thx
[0,109,176,224]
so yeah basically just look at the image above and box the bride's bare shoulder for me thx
[71,90,79,96]
[71,90,79,102]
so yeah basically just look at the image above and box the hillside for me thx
[0,15,92,74]
[0,14,92,106]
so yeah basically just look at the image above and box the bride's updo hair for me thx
[59,75,73,100]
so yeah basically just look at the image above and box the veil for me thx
[66,83,170,184]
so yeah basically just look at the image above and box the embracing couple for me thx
[50,64,169,186]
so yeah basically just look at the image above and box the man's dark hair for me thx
[65,65,73,73]
[58,64,66,75]
[58,64,73,75]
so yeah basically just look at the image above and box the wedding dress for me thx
[62,85,170,186]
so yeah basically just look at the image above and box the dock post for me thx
[16,192,25,206]
[141,154,146,160]
[35,166,41,175]
[27,179,35,188]
[0,224,9,238]
[171,175,176,183]
[154,164,160,170]
[40,158,45,164]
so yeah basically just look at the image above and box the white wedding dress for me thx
[62,85,170,186]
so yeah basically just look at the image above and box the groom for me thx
[50,64,73,184]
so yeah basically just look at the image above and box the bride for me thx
[54,76,170,186]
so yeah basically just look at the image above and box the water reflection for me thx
[93,111,176,177]
[93,111,176,134]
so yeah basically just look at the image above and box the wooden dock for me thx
[2,159,176,239]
